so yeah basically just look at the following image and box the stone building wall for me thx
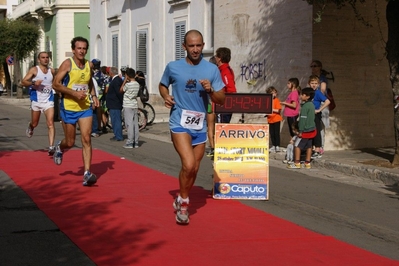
[214,0,394,149]
[312,1,394,149]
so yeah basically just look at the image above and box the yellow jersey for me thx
[61,58,91,111]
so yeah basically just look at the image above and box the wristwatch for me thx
[207,87,214,94]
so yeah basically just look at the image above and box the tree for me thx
[305,0,399,166]
[0,18,41,98]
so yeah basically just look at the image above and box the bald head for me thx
[184,30,203,44]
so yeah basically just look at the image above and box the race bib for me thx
[180,109,205,130]
[72,84,89,92]
[36,85,52,94]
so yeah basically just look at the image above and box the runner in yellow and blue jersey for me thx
[52,36,100,187]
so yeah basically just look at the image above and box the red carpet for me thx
[1,150,398,265]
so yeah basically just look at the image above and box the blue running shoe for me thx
[83,171,97,186]
[53,141,63,165]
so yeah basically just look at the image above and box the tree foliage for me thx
[304,0,371,26]
[0,18,41,97]
[0,18,40,63]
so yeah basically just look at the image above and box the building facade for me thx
[11,0,90,70]
[90,0,214,104]
[90,0,394,150]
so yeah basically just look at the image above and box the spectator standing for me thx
[21,51,56,155]
[120,68,140,148]
[308,75,330,159]
[159,30,225,224]
[214,47,237,123]
[310,60,328,94]
[206,56,217,158]
[90,77,101,137]
[266,86,283,153]
[106,67,124,141]
[311,60,330,154]
[100,66,111,133]
[91,59,105,137]
[283,121,301,164]
[287,87,316,169]
[52,36,100,186]
[281,78,300,137]
[53,68,61,122]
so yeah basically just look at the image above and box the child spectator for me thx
[266,86,283,152]
[281,78,301,137]
[120,68,140,148]
[283,121,301,164]
[308,75,330,159]
[287,87,316,169]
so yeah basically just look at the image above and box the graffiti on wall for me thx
[240,59,266,83]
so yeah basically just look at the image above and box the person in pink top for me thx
[281,78,301,137]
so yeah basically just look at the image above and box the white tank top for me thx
[31,66,53,103]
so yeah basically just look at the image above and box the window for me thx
[112,34,118,67]
[175,22,186,60]
[136,30,147,75]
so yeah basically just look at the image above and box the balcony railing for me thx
[12,0,87,19]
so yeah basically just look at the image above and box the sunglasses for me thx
[310,65,319,68]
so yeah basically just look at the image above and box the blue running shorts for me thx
[61,108,92,124]
[171,127,207,146]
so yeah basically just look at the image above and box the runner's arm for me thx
[52,59,87,101]
[159,83,175,109]
[20,67,37,87]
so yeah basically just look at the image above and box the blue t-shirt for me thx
[160,58,225,133]
[313,89,328,110]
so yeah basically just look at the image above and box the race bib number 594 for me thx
[180,109,205,130]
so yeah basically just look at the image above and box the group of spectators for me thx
[266,60,331,168]
[90,60,146,149]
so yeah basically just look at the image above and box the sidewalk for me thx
[143,105,399,187]
[2,96,399,187]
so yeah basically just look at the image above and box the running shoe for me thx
[26,123,33,138]
[206,149,214,157]
[304,162,311,169]
[275,146,280,152]
[91,132,100,138]
[269,146,275,153]
[311,152,322,159]
[287,163,301,169]
[48,146,55,156]
[83,171,97,186]
[134,142,140,148]
[53,141,63,165]
[173,198,189,224]
[123,142,134,149]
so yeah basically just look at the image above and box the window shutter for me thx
[175,22,186,60]
[112,34,119,68]
[136,31,147,75]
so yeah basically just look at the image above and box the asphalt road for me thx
[0,100,398,264]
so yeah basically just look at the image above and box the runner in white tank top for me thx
[30,65,54,104]
[21,52,56,155]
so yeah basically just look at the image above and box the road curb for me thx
[312,160,399,186]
